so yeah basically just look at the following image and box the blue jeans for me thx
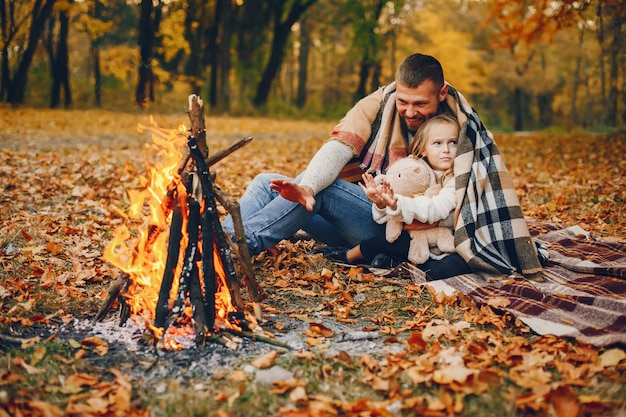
[222,172,385,255]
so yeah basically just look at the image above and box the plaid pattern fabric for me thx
[399,222,626,347]
[446,86,543,280]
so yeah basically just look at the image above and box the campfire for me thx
[95,95,266,350]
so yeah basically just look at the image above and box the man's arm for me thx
[269,140,354,211]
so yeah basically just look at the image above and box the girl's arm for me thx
[384,176,456,224]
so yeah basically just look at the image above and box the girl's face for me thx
[419,122,458,171]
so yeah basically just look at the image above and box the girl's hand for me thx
[379,180,398,211]
[359,173,386,208]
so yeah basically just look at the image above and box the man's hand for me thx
[403,220,436,231]
[269,179,316,211]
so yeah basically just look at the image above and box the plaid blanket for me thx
[446,87,543,281]
[399,222,626,347]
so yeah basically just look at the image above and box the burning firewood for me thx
[96,94,270,350]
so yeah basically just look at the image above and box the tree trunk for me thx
[253,0,317,107]
[513,86,524,131]
[207,0,224,108]
[90,0,103,107]
[0,0,8,101]
[184,0,206,95]
[50,7,71,108]
[353,54,372,102]
[217,0,234,113]
[569,25,585,128]
[606,11,624,127]
[135,0,161,108]
[296,14,309,109]
[536,53,551,128]
[6,0,56,105]
[596,1,608,125]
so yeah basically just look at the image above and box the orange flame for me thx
[103,117,240,347]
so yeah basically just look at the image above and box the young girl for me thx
[313,114,471,279]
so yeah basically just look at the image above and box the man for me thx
[223,54,449,253]
[223,53,543,280]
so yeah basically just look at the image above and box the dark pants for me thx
[360,231,471,280]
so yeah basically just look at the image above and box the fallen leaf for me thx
[599,348,625,367]
[550,385,580,417]
[81,336,109,356]
[486,296,511,309]
[289,386,308,405]
[12,356,45,374]
[251,350,278,369]
[31,345,46,366]
[433,365,478,384]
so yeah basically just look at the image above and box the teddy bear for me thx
[376,156,456,264]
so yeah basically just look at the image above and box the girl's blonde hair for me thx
[408,113,460,185]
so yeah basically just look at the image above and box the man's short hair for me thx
[396,53,445,89]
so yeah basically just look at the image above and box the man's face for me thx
[395,80,447,133]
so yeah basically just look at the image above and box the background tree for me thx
[347,0,386,102]
[252,0,317,107]
[2,0,56,105]
[45,0,73,108]
[596,0,626,127]
[0,0,623,131]
[482,0,591,130]
[135,0,162,108]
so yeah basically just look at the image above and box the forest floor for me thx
[0,108,625,417]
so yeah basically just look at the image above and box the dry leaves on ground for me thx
[0,109,624,416]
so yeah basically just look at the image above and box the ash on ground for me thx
[44,309,404,389]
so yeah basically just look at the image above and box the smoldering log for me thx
[201,205,216,332]
[154,199,184,329]
[186,198,208,346]
[163,196,199,333]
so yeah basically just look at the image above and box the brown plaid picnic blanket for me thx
[400,221,626,346]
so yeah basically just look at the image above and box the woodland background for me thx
[1,0,626,132]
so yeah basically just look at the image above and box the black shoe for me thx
[370,253,401,269]
[310,246,348,263]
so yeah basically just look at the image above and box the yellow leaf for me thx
[31,346,46,366]
[68,339,82,349]
[251,350,278,369]
[289,386,308,405]
[433,365,478,384]
[229,370,247,382]
[599,348,625,368]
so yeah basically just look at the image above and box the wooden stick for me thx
[186,199,208,347]
[213,186,262,304]
[206,136,253,167]
[187,95,208,158]
[154,199,184,328]
[201,210,216,333]
[94,272,130,322]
